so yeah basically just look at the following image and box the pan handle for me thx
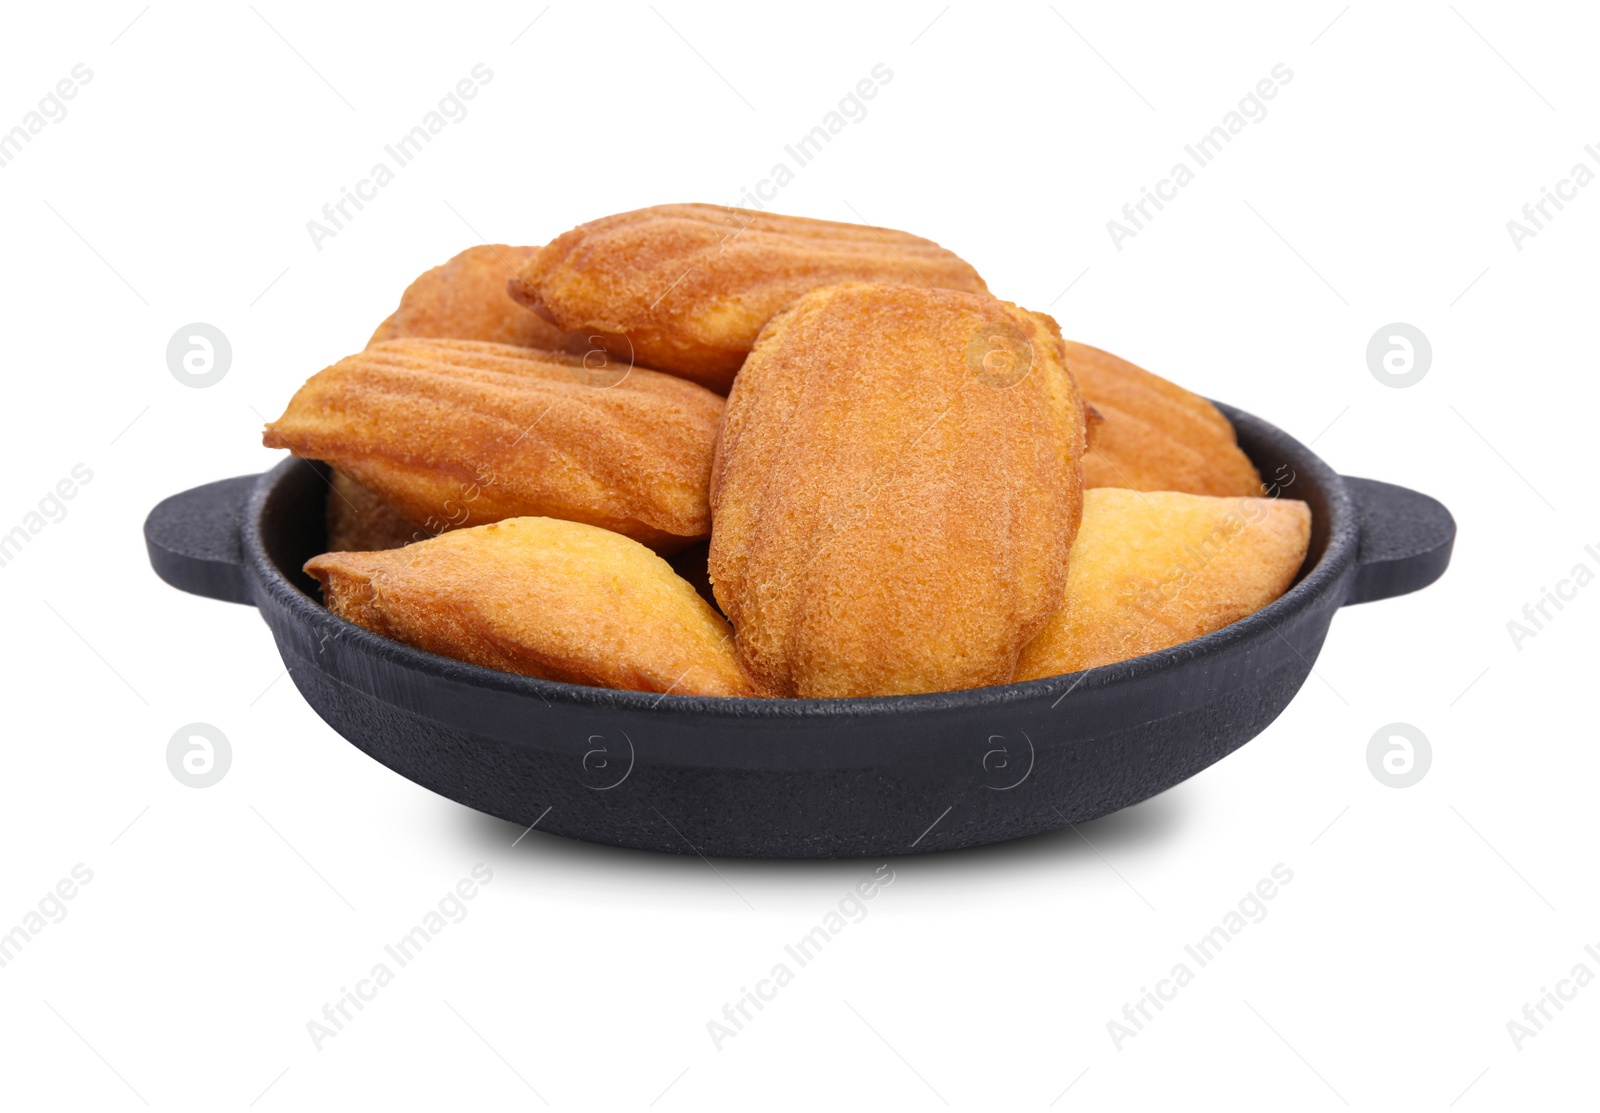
[1341,476,1455,606]
[144,474,261,606]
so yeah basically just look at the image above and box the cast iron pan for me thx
[145,404,1453,858]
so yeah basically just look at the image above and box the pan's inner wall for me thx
[1225,407,1332,589]
[260,459,330,599]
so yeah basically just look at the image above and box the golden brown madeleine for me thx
[1065,340,1264,496]
[709,282,1088,698]
[326,469,427,552]
[1017,488,1311,679]
[263,338,723,553]
[368,244,578,351]
[509,204,989,393]
[305,517,753,696]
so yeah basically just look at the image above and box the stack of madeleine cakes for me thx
[264,203,1311,698]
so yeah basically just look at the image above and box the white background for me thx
[0,2,1594,1109]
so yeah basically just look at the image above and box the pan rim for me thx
[243,401,1356,720]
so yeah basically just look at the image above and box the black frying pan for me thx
[145,404,1453,858]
